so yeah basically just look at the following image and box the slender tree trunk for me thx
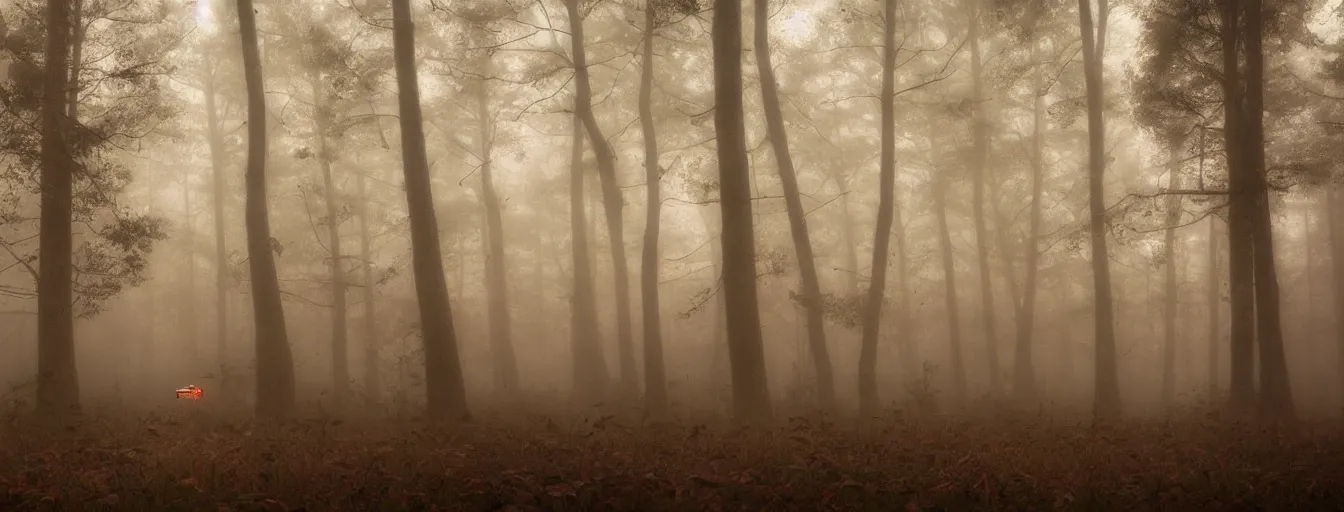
[309,71,350,407]
[1077,0,1120,419]
[183,173,198,363]
[894,174,917,381]
[475,52,520,394]
[1200,125,1221,398]
[237,0,295,419]
[564,0,638,397]
[1329,187,1344,402]
[1013,44,1046,402]
[203,42,230,397]
[929,123,967,402]
[1207,214,1221,395]
[968,0,1001,396]
[639,3,668,417]
[1163,144,1183,407]
[1242,0,1295,420]
[37,0,78,415]
[569,116,610,401]
[754,0,834,411]
[390,0,469,420]
[838,176,860,295]
[356,172,380,406]
[1219,0,1255,416]
[858,0,898,414]
[712,0,772,421]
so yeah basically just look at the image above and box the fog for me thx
[3,0,1344,423]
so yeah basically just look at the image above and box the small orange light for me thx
[175,385,203,400]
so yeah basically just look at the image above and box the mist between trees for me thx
[3,0,1344,424]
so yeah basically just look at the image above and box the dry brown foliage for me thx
[1,403,1342,511]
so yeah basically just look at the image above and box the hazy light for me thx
[196,0,215,33]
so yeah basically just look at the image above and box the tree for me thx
[639,0,668,417]
[475,46,521,395]
[713,0,771,421]
[35,0,77,415]
[1242,0,1295,420]
[1219,0,1255,416]
[1076,0,1121,419]
[389,0,469,420]
[237,0,296,419]
[569,114,609,401]
[564,0,638,397]
[755,0,835,411]
[967,0,1001,396]
[857,0,898,414]
[308,53,351,408]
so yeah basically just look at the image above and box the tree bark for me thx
[475,51,520,394]
[1162,143,1182,407]
[858,0,898,414]
[564,0,638,398]
[37,0,79,416]
[569,115,610,401]
[202,40,231,397]
[712,0,772,422]
[237,0,296,419]
[390,0,469,420]
[929,121,967,402]
[968,0,1001,396]
[1329,187,1344,403]
[356,172,380,406]
[1242,0,1295,420]
[754,0,834,411]
[1077,0,1121,419]
[1013,42,1046,402]
[1219,0,1255,416]
[639,2,668,417]
[308,71,350,408]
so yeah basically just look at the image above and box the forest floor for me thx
[1,401,1342,511]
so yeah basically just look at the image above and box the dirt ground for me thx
[1,403,1342,511]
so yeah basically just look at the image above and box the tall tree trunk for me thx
[1329,187,1344,402]
[838,175,860,295]
[475,52,520,394]
[754,0,834,411]
[310,71,349,408]
[37,0,78,415]
[1163,144,1182,407]
[894,175,917,381]
[1242,0,1295,420]
[1219,0,1255,416]
[183,173,198,364]
[858,0,898,414]
[930,123,967,402]
[1207,214,1221,395]
[968,0,1001,396]
[237,0,295,419]
[389,0,469,420]
[569,116,610,401]
[1077,0,1120,419]
[1200,125,1220,397]
[564,0,638,397]
[203,41,231,396]
[639,3,668,417]
[356,172,380,406]
[1013,43,1046,402]
[712,0,772,421]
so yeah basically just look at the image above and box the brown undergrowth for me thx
[1,402,1342,511]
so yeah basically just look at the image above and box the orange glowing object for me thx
[175,385,203,400]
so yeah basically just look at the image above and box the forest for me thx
[2,0,1344,509]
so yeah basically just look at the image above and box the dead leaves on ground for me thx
[1,410,1342,511]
